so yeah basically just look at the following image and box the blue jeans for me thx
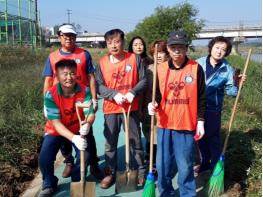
[198,111,221,170]
[39,134,91,189]
[157,128,196,197]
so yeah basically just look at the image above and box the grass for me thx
[0,46,261,196]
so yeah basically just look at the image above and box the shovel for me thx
[115,104,138,194]
[70,102,96,197]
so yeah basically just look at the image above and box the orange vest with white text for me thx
[44,84,86,136]
[156,59,198,131]
[49,48,89,86]
[99,52,139,114]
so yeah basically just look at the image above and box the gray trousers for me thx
[103,111,145,177]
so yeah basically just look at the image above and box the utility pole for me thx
[66,9,72,23]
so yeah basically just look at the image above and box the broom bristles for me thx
[206,155,225,197]
[142,172,156,197]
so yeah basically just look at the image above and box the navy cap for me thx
[167,31,188,46]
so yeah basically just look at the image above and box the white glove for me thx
[92,99,98,112]
[125,92,135,103]
[79,123,91,136]
[114,93,126,105]
[148,102,158,115]
[194,121,205,141]
[72,135,87,150]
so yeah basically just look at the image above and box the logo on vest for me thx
[168,81,185,97]
[125,64,132,73]
[64,107,75,116]
[185,75,193,84]
[75,58,81,64]
[112,71,126,83]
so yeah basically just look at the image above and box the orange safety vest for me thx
[99,52,139,114]
[49,48,89,86]
[44,84,86,136]
[156,59,198,131]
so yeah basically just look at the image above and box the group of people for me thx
[38,23,244,197]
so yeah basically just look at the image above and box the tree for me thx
[125,2,204,48]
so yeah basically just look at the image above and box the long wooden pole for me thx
[149,44,158,173]
[222,49,252,154]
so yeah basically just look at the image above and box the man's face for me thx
[106,35,124,56]
[167,44,187,62]
[59,33,76,51]
[56,66,77,89]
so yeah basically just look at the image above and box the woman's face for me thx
[155,52,168,64]
[210,42,227,61]
[132,38,144,55]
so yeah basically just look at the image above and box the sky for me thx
[38,0,262,34]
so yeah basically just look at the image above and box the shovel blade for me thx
[70,181,96,197]
[115,170,138,194]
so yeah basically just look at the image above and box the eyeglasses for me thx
[60,33,76,39]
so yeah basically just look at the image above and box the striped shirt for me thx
[44,83,93,120]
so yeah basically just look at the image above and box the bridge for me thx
[49,25,262,53]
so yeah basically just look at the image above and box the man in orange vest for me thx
[96,29,147,189]
[42,24,102,180]
[39,59,95,196]
[148,31,206,197]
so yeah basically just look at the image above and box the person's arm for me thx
[225,65,238,96]
[84,51,97,99]
[44,90,75,140]
[95,63,119,100]
[197,64,206,121]
[42,57,53,95]
[129,55,147,96]
[43,77,53,95]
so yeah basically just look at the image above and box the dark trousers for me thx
[39,134,91,189]
[198,111,222,170]
[103,111,145,176]
[60,126,99,166]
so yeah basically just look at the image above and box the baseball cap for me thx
[58,24,77,35]
[167,31,188,46]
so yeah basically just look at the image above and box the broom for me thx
[206,49,252,197]
[142,43,158,197]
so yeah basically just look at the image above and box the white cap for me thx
[58,24,77,35]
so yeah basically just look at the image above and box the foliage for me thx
[0,46,49,196]
[125,2,204,49]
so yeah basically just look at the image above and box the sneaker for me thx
[62,163,73,178]
[90,164,104,180]
[38,187,55,197]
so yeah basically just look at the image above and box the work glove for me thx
[79,123,91,136]
[72,135,87,150]
[92,99,98,112]
[125,92,135,103]
[113,93,126,105]
[147,102,158,116]
[194,121,205,141]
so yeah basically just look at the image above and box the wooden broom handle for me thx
[222,49,252,154]
[149,44,158,172]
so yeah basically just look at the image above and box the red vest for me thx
[44,84,86,136]
[99,52,139,114]
[49,48,89,86]
[156,59,198,131]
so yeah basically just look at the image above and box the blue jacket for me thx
[197,56,238,112]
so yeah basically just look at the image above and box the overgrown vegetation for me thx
[0,46,49,196]
[0,46,261,196]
